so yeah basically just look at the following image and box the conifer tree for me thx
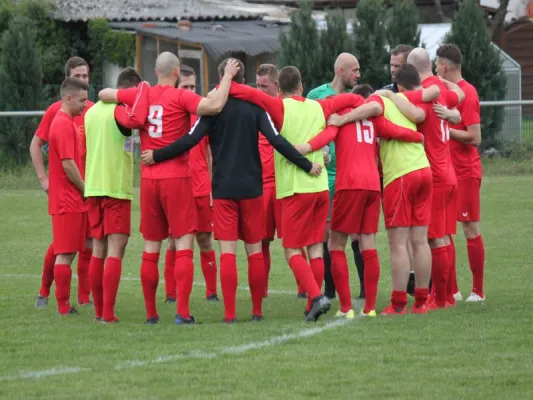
[387,0,421,48]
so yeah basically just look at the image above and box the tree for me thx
[316,9,351,84]
[444,0,507,150]
[279,0,321,94]
[387,0,421,48]
[352,0,389,89]
[433,0,447,22]
[0,14,44,164]
[490,0,510,42]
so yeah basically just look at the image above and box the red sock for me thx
[431,247,450,307]
[329,250,352,312]
[248,253,265,317]
[220,253,238,320]
[200,250,218,297]
[414,287,429,307]
[54,264,72,314]
[288,254,321,303]
[391,290,407,310]
[89,256,105,318]
[140,252,159,319]
[362,249,380,313]
[164,250,176,299]
[262,242,271,297]
[103,257,122,321]
[467,235,485,297]
[76,250,92,303]
[175,249,194,319]
[295,249,307,294]
[447,239,457,303]
[39,242,56,297]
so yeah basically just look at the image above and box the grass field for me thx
[1,174,533,399]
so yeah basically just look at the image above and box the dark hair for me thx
[436,44,462,66]
[391,44,414,59]
[60,77,89,97]
[352,84,374,99]
[395,63,421,91]
[278,66,301,93]
[180,64,196,77]
[116,67,142,89]
[218,58,245,84]
[64,57,89,78]
[256,64,279,81]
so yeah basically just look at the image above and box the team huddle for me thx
[30,42,486,324]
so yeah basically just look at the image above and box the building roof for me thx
[110,20,289,59]
[53,0,264,22]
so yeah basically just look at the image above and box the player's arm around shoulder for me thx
[196,59,240,116]
[327,98,382,127]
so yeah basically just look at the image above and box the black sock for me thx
[323,242,335,297]
[351,240,365,298]
[407,271,416,296]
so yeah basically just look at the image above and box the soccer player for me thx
[327,76,440,314]
[47,78,90,315]
[140,59,321,323]
[84,68,147,323]
[227,66,365,320]
[435,44,485,302]
[307,52,363,300]
[31,57,94,309]
[163,65,219,303]
[296,87,424,318]
[98,52,240,324]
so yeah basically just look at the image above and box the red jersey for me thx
[449,79,482,180]
[117,85,202,180]
[308,106,423,192]
[404,76,458,186]
[48,111,85,215]
[258,133,275,188]
[36,100,94,178]
[188,114,212,197]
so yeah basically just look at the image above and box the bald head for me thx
[407,47,432,73]
[333,52,360,90]
[155,52,180,77]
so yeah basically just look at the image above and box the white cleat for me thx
[453,291,463,301]
[465,292,485,302]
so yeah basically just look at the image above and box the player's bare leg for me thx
[173,233,197,324]
[89,237,107,321]
[462,221,485,301]
[77,239,93,306]
[409,226,432,313]
[427,236,450,309]
[164,235,176,303]
[54,252,79,315]
[197,231,218,301]
[382,227,410,315]
[219,240,239,323]
[358,233,380,316]
[244,241,266,321]
[141,240,162,324]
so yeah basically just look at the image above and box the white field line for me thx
[0,318,351,382]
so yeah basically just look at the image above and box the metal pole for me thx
[0,111,45,117]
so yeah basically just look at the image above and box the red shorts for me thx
[456,177,481,222]
[331,189,381,234]
[382,168,433,228]
[263,186,283,240]
[87,197,131,239]
[281,191,329,249]
[428,184,457,239]
[195,195,214,233]
[140,177,197,241]
[52,213,86,254]
[213,196,264,243]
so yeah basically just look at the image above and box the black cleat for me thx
[35,295,48,310]
[146,316,160,324]
[407,272,416,297]
[206,294,219,302]
[305,295,331,322]
[175,314,199,325]
[251,315,264,322]
[297,292,307,299]
[164,296,176,304]
[223,317,237,324]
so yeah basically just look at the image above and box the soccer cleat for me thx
[223,317,237,324]
[94,317,102,323]
[335,309,355,320]
[361,309,377,318]
[146,316,160,324]
[164,296,176,304]
[411,304,428,314]
[426,298,448,310]
[35,295,48,310]
[380,305,406,315]
[77,299,93,307]
[251,315,264,322]
[101,316,120,324]
[297,292,307,299]
[206,294,219,302]
[59,307,79,316]
[465,292,485,302]
[175,314,198,325]
[454,291,463,301]
[305,295,331,322]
